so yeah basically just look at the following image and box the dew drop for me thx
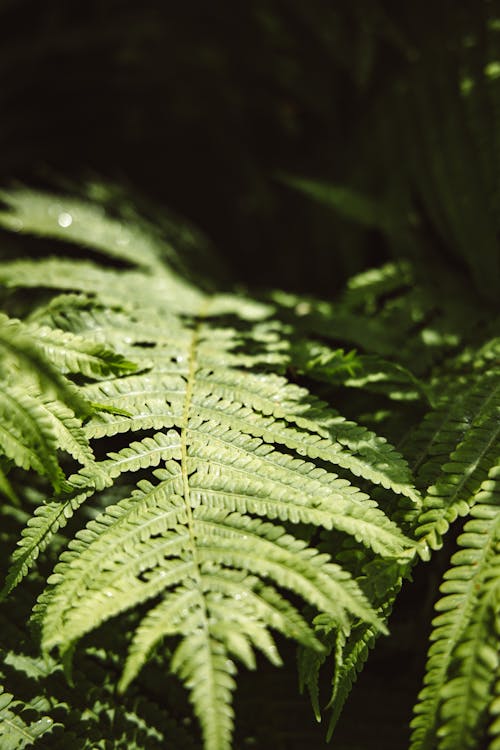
[58,212,73,228]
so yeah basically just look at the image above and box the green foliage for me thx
[1,12,500,746]
[0,187,425,750]
[0,173,498,749]
[410,468,500,750]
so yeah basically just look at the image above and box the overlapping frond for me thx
[0,313,90,418]
[0,188,161,269]
[414,372,499,556]
[0,599,199,750]
[0,189,420,750]
[0,684,55,749]
[410,465,500,750]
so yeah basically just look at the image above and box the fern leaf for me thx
[1,496,93,600]
[410,465,500,750]
[83,366,419,502]
[0,188,422,750]
[415,373,500,554]
[0,313,90,418]
[171,626,236,750]
[21,321,137,378]
[39,302,415,750]
[1,432,181,598]
[37,397,94,465]
[0,385,63,490]
[0,188,161,269]
[0,685,55,749]
[0,257,204,314]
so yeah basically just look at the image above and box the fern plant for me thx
[265,248,499,748]
[0,188,425,749]
[1,183,498,749]
[277,11,500,739]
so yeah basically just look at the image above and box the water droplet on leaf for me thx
[58,212,73,228]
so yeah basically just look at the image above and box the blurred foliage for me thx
[0,0,497,298]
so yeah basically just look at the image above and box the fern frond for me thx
[0,257,204,314]
[298,551,408,737]
[0,313,90,418]
[20,321,137,378]
[37,397,94,465]
[415,372,499,554]
[0,188,421,750]
[1,432,181,598]
[0,684,55,749]
[291,339,424,401]
[0,188,162,269]
[0,384,63,490]
[410,465,500,750]
[83,366,419,502]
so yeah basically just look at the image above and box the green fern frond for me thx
[298,552,408,737]
[0,257,204,314]
[37,397,95,465]
[0,188,421,750]
[0,384,63,490]
[410,465,500,750]
[291,339,424,401]
[0,684,56,749]
[0,188,161,269]
[0,313,90,418]
[20,321,137,378]
[1,432,182,598]
[415,373,499,555]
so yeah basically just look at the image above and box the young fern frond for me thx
[0,188,419,750]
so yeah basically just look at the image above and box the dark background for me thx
[2,0,499,301]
